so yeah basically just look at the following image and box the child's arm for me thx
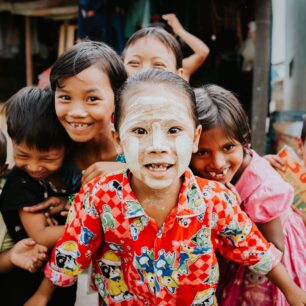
[267,262,306,305]
[19,208,64,248]
[0,238,48,272]
[24,277,55,306]
[81,161,126,185]
[256,217,285,252]
[162,13,209,80]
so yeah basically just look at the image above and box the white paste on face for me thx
[119,89,197,191]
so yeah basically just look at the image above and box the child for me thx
[36,69,306,305]
[50,40,127,184]
[190,84,306,305]
[122,26,184,78]
[0,130,48,273]
[0,87,81,305]
[162,13,210,81]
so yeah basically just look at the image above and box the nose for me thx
[26,162,42,172]
[68,101,87,118]
[146,124,170,153]
[211,153,226,169]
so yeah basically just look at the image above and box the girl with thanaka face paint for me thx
[43,69,305,305]
[190,85,306,306]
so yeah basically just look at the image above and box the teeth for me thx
[70,123,90,129]
[148,163,170,171]
[209,168,228,178]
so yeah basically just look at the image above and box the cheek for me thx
[122,137,140,167]
[175,135,194,174]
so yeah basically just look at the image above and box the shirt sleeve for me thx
[45,177,104,287]
[242,181,293,223]
[212,183,282,275]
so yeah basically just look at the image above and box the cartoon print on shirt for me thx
[134,247,160,294]
[98,251,133,302]
[130,215,149,240]
[204,262,219,285]
[55,241,80,276]
[192,288,216,306]
[219,219,252,246]
[108,180,122,200]
[191,227,211,249]
[178,217,192,228]
[187,183,206,211]
[80,226,95,245]
[83,191,99,217]
[101,204,115,232]
[155,250,179,293]
[125,200,144,218]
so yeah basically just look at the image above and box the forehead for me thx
[121,84,194,123]
[125,37,175,58]
[13,142,64,156]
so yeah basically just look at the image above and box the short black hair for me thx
[194,84,251,145]
[114,68,198,132]
[0,130,7,168]
[5,86,71,151]
[122,27,183,69]
[50,40,127,93]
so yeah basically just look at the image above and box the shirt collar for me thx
[121,168,206,220]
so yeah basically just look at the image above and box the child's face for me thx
[13,141,65,180]
[55,65,115,143]
[124,37,181,77]
[190,127,244,184]
[116,84,201,192]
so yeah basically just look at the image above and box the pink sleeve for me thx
[243,181,294,223]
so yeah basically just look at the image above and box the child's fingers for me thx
[23,197,61,212]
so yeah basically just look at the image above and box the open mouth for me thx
[208,168,229,180]
[145,163,173,172]
[28,172,47,180]
[68,122,93,130]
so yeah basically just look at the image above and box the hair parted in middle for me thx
[114,68,198,132]
[122,27,183,70]
[50,40,127,93]
[194,84,251,146]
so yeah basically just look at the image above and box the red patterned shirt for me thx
[45,168,281,305]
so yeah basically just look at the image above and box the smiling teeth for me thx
[70,123,90,129]
[148,163,170,171]
[209,168,228,178]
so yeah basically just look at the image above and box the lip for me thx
[67,121,93,131]
[27,171,47,180]
[205,167,230,182]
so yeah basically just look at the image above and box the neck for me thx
[131,175,182,228]
[232,149,252,184]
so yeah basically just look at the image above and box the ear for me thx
[112,130,123,155]
[192,125,202,153]
[177,67,184,78]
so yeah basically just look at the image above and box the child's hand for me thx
[10,238,48,272]
[162,14,184,36]
[23,196,68,217]
[264,154,286,171]
[82,161,126,185]
[285,286,306,306]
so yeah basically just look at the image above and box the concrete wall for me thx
[284,0,306,110]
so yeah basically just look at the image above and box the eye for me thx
[127,60,140,67]
[86,96,99,103]
[224,144,235,152]
[16,154,28,160]
[57,95,70,101]
[133,128,147,135]
[168,127,181,134]
[194,150,209,157]
[153,62,166,69]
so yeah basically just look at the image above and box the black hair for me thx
[114,68,198,131]
[5,86,71,151]
[0,130,7,168]
[301,116,306,143]
[122,27,183,70]
[50,40,127,93]
[194,84,251,145]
